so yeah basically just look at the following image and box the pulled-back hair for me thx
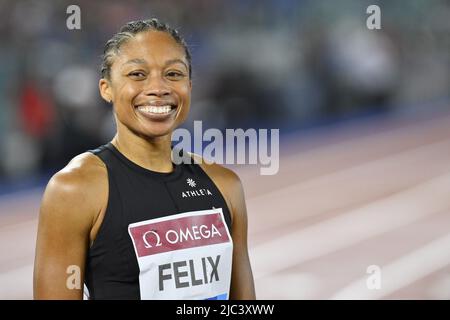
[100,18,191,79]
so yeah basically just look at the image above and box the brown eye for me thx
[166,71,185,79]
[128,71,146,79]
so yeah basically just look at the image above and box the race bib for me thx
[128,208,233,300]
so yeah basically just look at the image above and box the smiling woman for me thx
[33,18,256,300]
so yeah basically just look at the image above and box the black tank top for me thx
[85,143,233,299]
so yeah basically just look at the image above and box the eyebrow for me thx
[123,58,188,70]
[164,59,188,70]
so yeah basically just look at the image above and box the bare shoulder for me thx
[41,152,108,228]
[46,152,107,196]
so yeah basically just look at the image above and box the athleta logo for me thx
[182,177,213,198]
[186,178,196,187]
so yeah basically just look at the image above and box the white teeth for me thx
[137,105,173,114]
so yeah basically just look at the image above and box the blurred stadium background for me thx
[0,0,449,299]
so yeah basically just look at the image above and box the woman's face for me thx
[100,31,191,139]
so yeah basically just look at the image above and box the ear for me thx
[99,78,113,103]
[189,80,192,90]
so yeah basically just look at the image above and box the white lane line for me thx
[249,171,450,280]
[248,134,450,203]
[330,232,450,300]
[239,112,450,185]
[246,138,450,234]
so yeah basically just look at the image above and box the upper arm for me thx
[226,173,256,300]
[33,155,105,299]
[198,158,256,299]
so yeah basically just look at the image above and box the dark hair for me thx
[100,18,191,79]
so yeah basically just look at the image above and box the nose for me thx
[143,74,171,97]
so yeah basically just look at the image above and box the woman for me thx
[33,19,255,300]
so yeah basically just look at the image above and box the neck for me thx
[111,123,174,173]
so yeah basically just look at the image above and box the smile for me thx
[137,105,174,115]
[135,103,178,121]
